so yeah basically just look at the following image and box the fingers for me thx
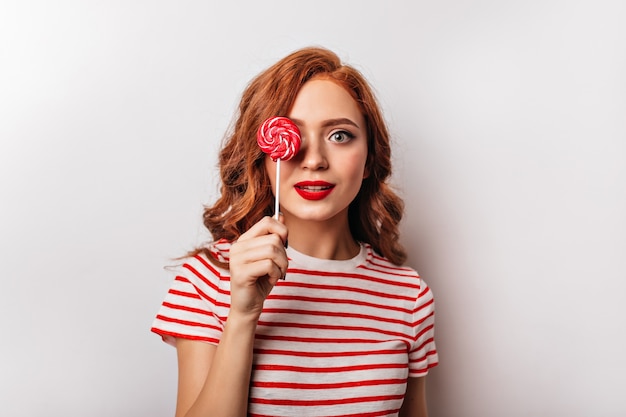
[231,233,288,279]
[227,217,289,316]
[230,216,289,281]
[236,215,288,246]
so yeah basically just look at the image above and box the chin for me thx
[287,208,348,223]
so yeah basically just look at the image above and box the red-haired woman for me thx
[152,47,438,417]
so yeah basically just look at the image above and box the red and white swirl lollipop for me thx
[257,116,301,161]
[257,116,301,218]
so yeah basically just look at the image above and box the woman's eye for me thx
[329,131,354,143]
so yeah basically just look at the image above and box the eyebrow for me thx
[291,117,361,130]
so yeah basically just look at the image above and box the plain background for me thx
[1,1,625,416]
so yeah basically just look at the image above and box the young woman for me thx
[152,47,438,417]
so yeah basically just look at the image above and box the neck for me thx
[283,214,360,260]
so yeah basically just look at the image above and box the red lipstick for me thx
[294,181,335,200]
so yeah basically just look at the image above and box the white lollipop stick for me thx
[274,159,281,220]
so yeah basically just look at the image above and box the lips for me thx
[294,181,335,200]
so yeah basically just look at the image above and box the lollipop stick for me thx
[274,159,281,220]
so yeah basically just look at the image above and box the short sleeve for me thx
[408,278,439,377]
[151,253,229,347]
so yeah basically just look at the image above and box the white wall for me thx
[1,1,624,416]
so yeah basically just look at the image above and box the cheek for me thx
[345,150,369,180]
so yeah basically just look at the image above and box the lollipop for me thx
[257,116,301,219]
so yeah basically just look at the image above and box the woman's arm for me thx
[174,315,258,417]
[399,377,429,417]
[173,216,289,417]
[174,339,215,417]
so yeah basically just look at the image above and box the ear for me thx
[363,166,370,179]
[363,156,371,179]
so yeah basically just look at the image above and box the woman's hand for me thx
[228,216,288,320]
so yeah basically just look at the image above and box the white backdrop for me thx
[1,1,625,416]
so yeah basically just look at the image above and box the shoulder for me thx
[362,243,421,280]
[174,239,232,284]
[203,238,233,264]
[362,243,435,299]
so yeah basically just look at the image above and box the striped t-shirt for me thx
[152,240,438,417]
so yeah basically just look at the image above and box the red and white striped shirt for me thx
[152,240,438,417]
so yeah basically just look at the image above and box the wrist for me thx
[225,310,261,331]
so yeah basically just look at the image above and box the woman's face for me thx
[264,78,368,226]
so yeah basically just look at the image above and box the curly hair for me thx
[200,46,407,265]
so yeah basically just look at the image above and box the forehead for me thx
[288,79,363,124]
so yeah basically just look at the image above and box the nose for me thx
[299,136,328,170]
